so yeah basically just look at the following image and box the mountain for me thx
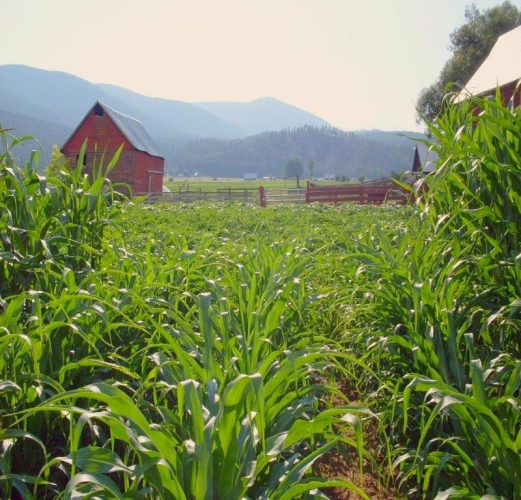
[355,129,424,146]
[195,97,329,136]
[167,126,424,178]
[354,130,435,170]
[0,65,426,176]
[0,65,247,138]
[0,110,72,166]
[96,84,241,139]
[0,65,238,144]
[0,65,110,128]
[0,65,332,164]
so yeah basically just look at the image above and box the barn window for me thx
[76,154,88,166]
[94,103,104,116]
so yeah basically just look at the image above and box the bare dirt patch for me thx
[313,379,397,499]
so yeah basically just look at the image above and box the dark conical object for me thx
[412,145,422,173]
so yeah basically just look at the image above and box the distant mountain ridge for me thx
[0,64,425,176]
[167,126,426,178]
[96,83,241,139]
[195,97,329,136]
[0,65,330,159]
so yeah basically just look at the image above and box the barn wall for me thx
[63,112,132,154]
[106,150,135,192]
[62,111,136,191]
[62,107,164,194]
[500,81,521,107]
[478,81,521,107]
[134,152,164,194]
[63,150,135,194]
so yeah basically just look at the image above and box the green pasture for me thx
[164,177,354,192]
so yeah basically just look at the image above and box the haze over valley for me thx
[0,65,424,178]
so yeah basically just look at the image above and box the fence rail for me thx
[305,184,408,205]
[143,182,410,206]
[144,189,258,203]
[263,188,306,205]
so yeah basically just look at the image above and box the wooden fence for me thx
[258,183,408,206]
[259,187,306,206]
[304,183,408,205]
[145,188,258,203]
[144,183,409,206]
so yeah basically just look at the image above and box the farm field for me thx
[164,177,354,192]
[1,92,521,499]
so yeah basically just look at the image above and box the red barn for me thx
[456,25,521,106]
[61,101,164,194]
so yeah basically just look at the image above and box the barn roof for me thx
[63,101,163,158]
[99,102,162,157]
[456,25,521,102]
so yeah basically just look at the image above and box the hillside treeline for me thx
[163,126,416,178]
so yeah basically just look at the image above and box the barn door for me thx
[147,170,163,193]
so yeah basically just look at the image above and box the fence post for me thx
[259,186,266,207]
[305,183,310,204]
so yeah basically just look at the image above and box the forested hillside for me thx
[167,126,422,178]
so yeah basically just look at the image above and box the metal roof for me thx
[98,101,162,158]
[456,25,521,102]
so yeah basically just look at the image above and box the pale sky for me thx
[1,0,519,131]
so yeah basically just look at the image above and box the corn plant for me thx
[336,92,521,497]
[0,134,121,298]
[1,132,373,498]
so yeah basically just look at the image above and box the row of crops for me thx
[1,92,520,499]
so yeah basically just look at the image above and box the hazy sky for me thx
[1,0,519,131]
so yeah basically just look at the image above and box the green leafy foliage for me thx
[0,133,374,498]
[3,90,520,498]
[344,92,521,497]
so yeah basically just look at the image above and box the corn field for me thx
[1,91,520,499]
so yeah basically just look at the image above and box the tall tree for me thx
[307,160,315,179]
[416,1,521,123]
[285,158,304,187]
